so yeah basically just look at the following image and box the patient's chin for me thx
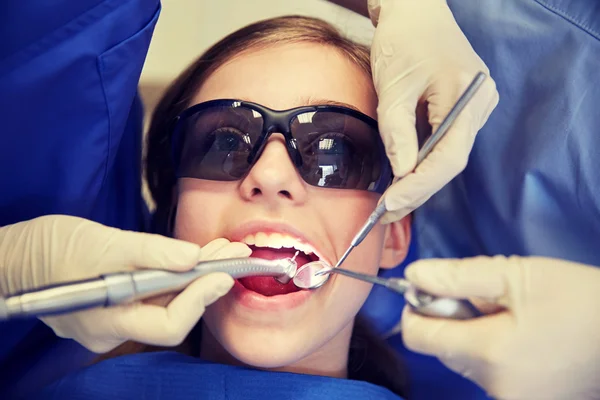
[233,349,299,369]
[221,330,314,369]
[200,314,314,369]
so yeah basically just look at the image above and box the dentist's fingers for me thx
[375,90,422,178]
[197,238,231,258]
[110,240,250,347]
[111,272,234,347]
[380,111,477,225]
[113,229,203,271]
[403,256,513,302]
[400,306,508,359]
[198,238,252,261]
[44,239,251,353]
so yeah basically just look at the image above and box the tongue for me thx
[239,247,312,296]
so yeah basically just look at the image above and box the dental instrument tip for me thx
[274,256,298,284]
[335,246,354,268]
[314,267,333,277]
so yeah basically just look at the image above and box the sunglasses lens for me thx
[176,105,263,181]
[291,111,385,191]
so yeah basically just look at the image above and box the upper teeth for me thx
[242,232,315,256]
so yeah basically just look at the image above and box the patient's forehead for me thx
[192,42,377,119]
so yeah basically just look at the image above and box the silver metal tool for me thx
[334,71,488,270]
[0,257,297,320]
[295,263,480,320]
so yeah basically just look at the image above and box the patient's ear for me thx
[380,215,411,269]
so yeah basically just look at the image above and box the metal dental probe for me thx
[313,266,481,320]
[334,72,488,270]
[0,257,297,320]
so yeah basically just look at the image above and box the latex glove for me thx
[401,256,600,400]
[0,215,250,353]
[368,0,499,223]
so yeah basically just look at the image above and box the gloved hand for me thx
[0,215,250,353]
[401,256,600,400]
[368,0,499,223]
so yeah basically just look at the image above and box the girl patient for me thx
[35,16,412,400]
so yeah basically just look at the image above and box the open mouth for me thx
[237,232,321,296]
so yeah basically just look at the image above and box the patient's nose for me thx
[239,134,308,207]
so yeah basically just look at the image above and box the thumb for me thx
[114,230,202,272]
[401,305,509,360]
[404,256,517,304]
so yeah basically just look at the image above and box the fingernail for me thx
[203,275,234,305]
[177,241,202,262]
[404,262,441,288]
[404,265,418,281]
[204,280,233,306]
[229,242,252,257]
[216,276,235,294]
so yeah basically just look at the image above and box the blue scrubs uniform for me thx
[1,0,599,399]
[0,0,159,397]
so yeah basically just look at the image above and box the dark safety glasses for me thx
[170,99,392,193]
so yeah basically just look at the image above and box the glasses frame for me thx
[170,99,393,193]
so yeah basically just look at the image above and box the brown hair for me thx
[141,15,409,398]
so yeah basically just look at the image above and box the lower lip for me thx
[230,280,313,311]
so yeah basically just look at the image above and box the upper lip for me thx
[227,220,330,264]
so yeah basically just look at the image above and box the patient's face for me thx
[174,42,410,374]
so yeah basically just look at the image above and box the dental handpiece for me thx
[314,267,481,320]
[0,257,297,320]
[334,72,488,269]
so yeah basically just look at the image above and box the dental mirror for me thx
[292,260,483,320]
[293,260,332,289]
